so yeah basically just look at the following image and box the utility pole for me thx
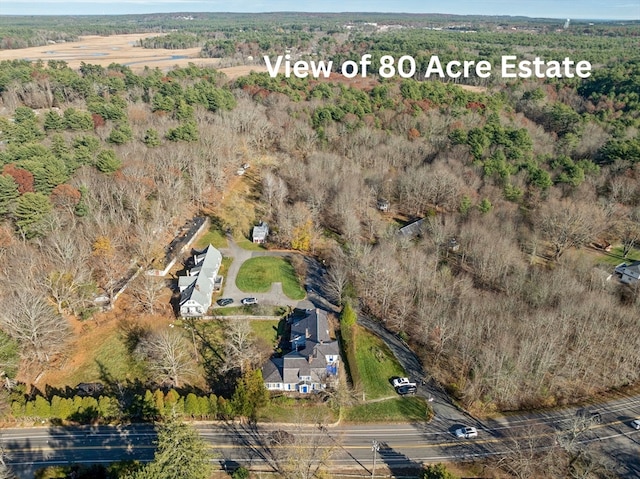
[371,439,380,479]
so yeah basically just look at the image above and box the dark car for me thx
[216,298,233,307]
[397,384,417,396]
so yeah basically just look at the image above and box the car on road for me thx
[392,377,415,388]
[216,298,233,307]
[241,297,258,305]
[454,426,478,439]
[397,384,417,396]
[631,419,640,430]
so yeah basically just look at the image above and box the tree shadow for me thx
[183,318,238,394]
[216,420,278,473]
[375,441,423,478]
[4,422,157,478]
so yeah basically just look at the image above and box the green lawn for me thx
[236,256,305,300]
[250,319,284,348]
[196,227,228,249]
[236,237,266,251]
[353,326,406,400]
[259,395,337,423]
[596,245,640,266]
[343,397,431,422]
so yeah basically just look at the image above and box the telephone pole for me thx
[371,439,380,479]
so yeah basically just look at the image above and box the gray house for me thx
[178,245,222,317]
[614,261,640,285]
[262,309,340,394]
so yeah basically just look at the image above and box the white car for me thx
[455,426,478,439]
[392,377,415,388]
[631,419,640,430]
[241,297,258,305]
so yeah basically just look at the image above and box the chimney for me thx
[305,328,310,339]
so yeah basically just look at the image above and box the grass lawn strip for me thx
[596,245,640,266]
[250,319,283,349]
[196,228,228,249]
[353,326,406,400]
[236,237,267,251]
[343,397,430,422]
[236,256,305,300]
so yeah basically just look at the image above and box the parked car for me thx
[631,419,640,430]
[397,384,417,396]
[241,297,258,305]
[216,298,233,307]
[392,377,411,388]
[454,426,478,439]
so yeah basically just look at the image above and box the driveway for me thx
[216,236,313,310]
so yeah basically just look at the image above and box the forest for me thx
[0,11,639,457]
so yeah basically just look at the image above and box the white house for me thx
[178,245,222,317]
[262,309,340,394]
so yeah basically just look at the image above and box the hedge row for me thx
[10,389,234,423]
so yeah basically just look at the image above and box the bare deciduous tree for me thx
[0,289,71,364]
[535,200,603,260]
[223,319,257,373]
[130,273,166,315]
[265,420,337,479]
[136,328,196,387]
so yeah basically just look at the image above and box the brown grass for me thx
[0,33,222,73]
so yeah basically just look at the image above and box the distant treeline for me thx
[0,12,637,51]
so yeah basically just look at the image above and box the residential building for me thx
[252,222,269,244]
[178,245,222,317]
[262,309,340,394]
[614,261,640,285]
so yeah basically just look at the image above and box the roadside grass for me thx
[250,319,284,349]
[259,395,338,423]
[353,326,406,400]
[596,245,640,266]
[195,228,228,249]
[220,257,233,276]
[236,256,305,300]
[236,237,266,251]
[343,396,430,423]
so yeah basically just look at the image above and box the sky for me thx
[1,1,638,20]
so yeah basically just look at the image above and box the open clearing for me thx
[0,33,224,72]
[236,256,306,300]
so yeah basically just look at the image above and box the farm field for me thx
[0,33,266,77]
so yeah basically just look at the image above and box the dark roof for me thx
[398,218,426,238]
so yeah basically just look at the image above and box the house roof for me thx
[179,245,222,311]
[291,309,331,345]
[252,222,269,240]
[398,217,426,238]
[263,308,340,386]
[262,357,283,383]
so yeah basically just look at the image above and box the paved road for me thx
[4,404,640,478]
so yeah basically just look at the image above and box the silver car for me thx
[455,426,478,439]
